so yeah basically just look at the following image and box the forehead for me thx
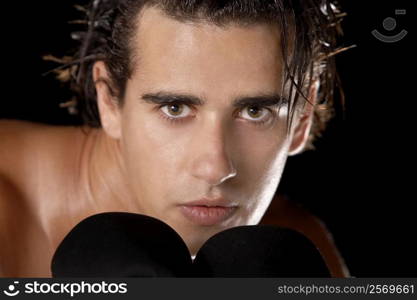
[131,6,283,96]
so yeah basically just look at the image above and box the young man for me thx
[0,0,350,277]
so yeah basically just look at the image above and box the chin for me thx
[180,229,219,256]
[184,239,203,257]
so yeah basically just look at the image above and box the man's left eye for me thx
[240,106,271,121]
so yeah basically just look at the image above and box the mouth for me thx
[179,197,238,226]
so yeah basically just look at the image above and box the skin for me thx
[0,6,329,277]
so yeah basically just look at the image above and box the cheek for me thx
[232,122,289,207]
[237,129,289,219]
[235,121,289,173]
[120,112,189,194]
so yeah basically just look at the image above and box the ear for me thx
[93,61,122,139]
[287,80,319,156]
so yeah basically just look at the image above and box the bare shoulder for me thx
[1,120,55,177]
[0,120,34,275]
[0,119,83,181]
[0,119,91,209]
[0,118,57,216]
[0,119,84,223]
[0,120,84,276]
[0,120,36,177]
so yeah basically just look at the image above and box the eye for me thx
[239,106,271,122]
[160,103,192,118]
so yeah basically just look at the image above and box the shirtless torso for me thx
[0,120,350,277]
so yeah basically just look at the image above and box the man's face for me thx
[105,7,297,255]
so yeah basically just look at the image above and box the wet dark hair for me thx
[45,0,351,150]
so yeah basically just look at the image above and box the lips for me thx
[179,197,238,226]
[183,197,237,208]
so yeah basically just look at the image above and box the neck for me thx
[77,127,140,215]
[47,127,140,247]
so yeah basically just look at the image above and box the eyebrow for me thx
[141,91,288,108]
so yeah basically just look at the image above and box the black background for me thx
[1,0,414,277]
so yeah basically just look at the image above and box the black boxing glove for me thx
[51,212,193,277]
[192,225,330,277]
[52,212,329,277]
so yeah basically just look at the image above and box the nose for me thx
[190,120,237,186]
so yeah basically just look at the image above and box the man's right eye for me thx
[160,103,192,119]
